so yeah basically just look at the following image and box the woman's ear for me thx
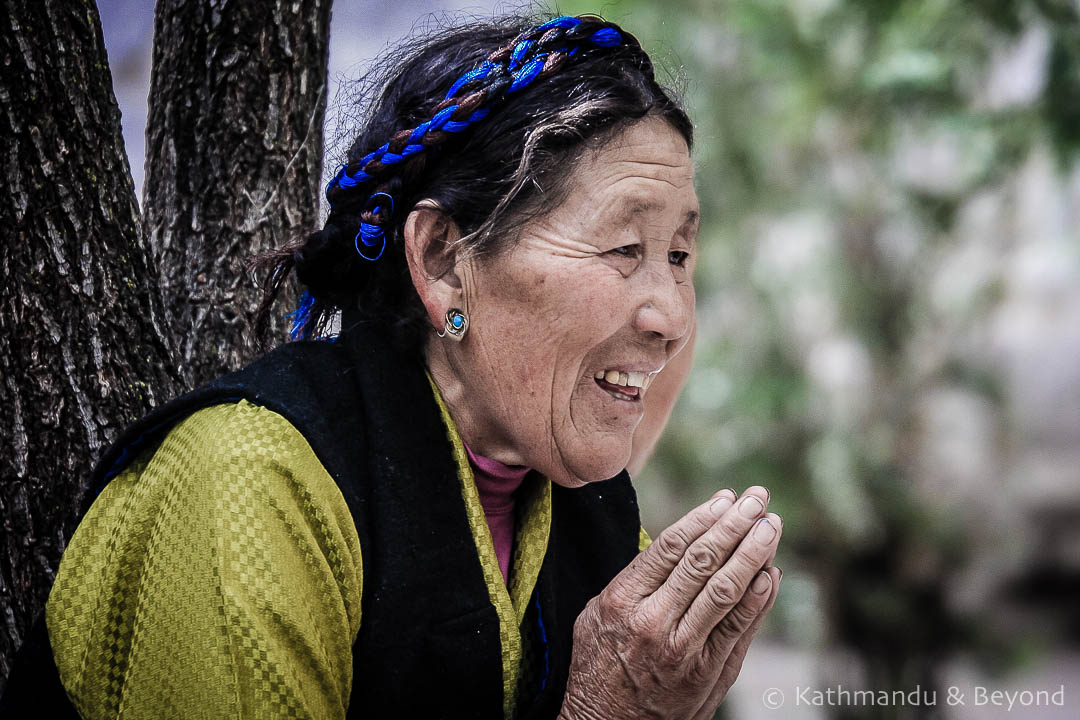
[403,202,463,330]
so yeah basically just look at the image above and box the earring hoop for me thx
[437,308,468,341]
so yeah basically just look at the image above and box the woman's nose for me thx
[631,265,694,342]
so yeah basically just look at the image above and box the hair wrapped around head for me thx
[255,13,690,349]
[321,17,640,261]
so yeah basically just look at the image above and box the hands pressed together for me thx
[560,486,782,720]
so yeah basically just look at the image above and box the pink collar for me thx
[463,442,529,513]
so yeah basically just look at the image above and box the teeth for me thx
[595,369,656,390]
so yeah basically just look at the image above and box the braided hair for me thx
[255,13,692,351]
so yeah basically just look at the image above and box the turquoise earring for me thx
[438,308,468,341]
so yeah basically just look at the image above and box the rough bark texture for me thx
[0,0,183,692]
[144,0,332,386]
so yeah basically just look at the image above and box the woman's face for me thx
[441,116,699,487]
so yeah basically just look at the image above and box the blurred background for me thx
[99,1,1079,717]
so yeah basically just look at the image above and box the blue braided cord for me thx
[357,223,381,246]
[589,27,622,46]
[325,165,346,197]
[408,121,431,143]
[508,55,547,93]
[357,142,389,167]
[539,16,580,30]
[382,148,419,166]
[286,291,316,341]
[355,223,386,261]
[368,191,395,217]
[429,105,459,132]
[336,171,369,189]
[509,39,535,70]
[445,62,495,99]
[327,17,625,205]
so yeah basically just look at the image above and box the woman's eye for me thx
[610,245,640,258]
[669,250,690,266]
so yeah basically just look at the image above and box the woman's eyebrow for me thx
[611,197,665,223]
[611,198,699,227]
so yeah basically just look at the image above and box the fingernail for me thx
[751,570,771,594]
[764,486,771,503]
[753,517,776,542]
[710,495,734,515]
[739,495,764,519]
[777,567,784,583]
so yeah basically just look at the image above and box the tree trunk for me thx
[0,0,183,691]
[0,0,333,691]
[144,0,332,387]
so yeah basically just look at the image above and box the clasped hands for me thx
[560,486,782,720]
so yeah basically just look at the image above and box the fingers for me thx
[693,566,783,720]
[615,487,739,600]
[673,508,782,649]
[709,565,781,689]
[643,487,772,622]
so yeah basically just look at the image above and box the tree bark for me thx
[0,0,183,692]
[144,0,332,386]
[0,0,333,691]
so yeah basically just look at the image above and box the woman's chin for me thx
[544,448,631,489]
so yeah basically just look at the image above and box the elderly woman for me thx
[7,13,782,720]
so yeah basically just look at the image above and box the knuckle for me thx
[659,644,685,670]
[592,592,617,619]
[727,595,762,628]
[714,599,759,640]
[719,511,750,536]
[685,542,722,573]
[591,590,618,622]
[625,607,654,638]
[704,573,742,609]
[574,598,600,630]
[594,585,637,625]
[571,617,591,646]
[654,527,694,564]
[687,657,719,686]
[626,608,665,647]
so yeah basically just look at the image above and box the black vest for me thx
[2,327,643,719]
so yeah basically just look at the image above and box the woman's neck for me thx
[425,336,527,467]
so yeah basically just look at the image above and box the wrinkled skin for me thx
[405,117,782,717]
[417,116,698,488]
[560,487,782,719]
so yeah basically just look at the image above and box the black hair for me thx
[254,13,692,354]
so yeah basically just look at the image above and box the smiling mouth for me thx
[593,370,654,402]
